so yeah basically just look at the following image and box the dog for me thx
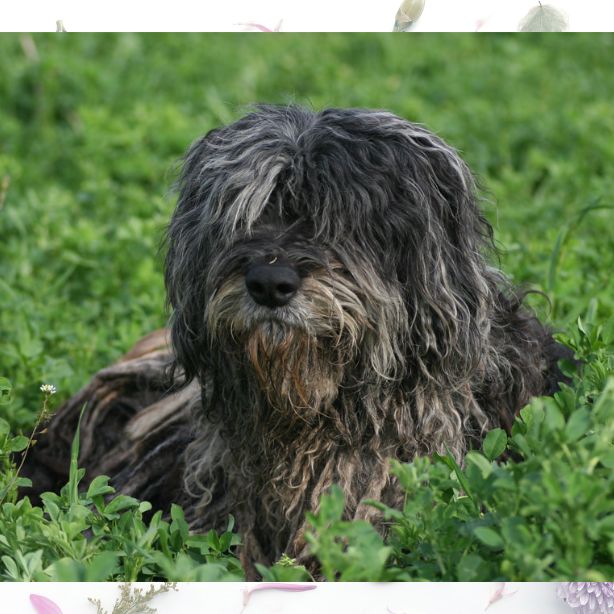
[162,105,570,570]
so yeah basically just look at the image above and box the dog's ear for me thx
[395,128,497,383]
[164,129,222,384]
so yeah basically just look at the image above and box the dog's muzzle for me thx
[245,262,301,308]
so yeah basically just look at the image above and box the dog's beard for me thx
[245,322,343,415]
[205,268,383,416]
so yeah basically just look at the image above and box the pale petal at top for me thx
[518,3,569,32]
[393,0,426,32]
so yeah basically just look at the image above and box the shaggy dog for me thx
[163,105,569,568]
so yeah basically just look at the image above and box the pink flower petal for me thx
[238,22,273,32]
[242,583,316,606]
[485,583,517,611]
[30,595,63,614]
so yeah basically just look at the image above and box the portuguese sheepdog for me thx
[162,105,569,569]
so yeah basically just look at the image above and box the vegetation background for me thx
[0,33,612,581]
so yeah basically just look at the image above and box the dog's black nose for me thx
[245,264,301,308]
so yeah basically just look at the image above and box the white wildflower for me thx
[40,384,57,395]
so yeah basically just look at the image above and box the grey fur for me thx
[164,105,567,570]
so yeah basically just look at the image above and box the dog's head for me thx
[165,106,495,411]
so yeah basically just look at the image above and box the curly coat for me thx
[163,105,568,568]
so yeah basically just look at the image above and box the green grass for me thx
[0,33,613,581]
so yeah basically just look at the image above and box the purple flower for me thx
[558,583,614,614]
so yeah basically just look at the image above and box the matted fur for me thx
[164,105,564,567]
